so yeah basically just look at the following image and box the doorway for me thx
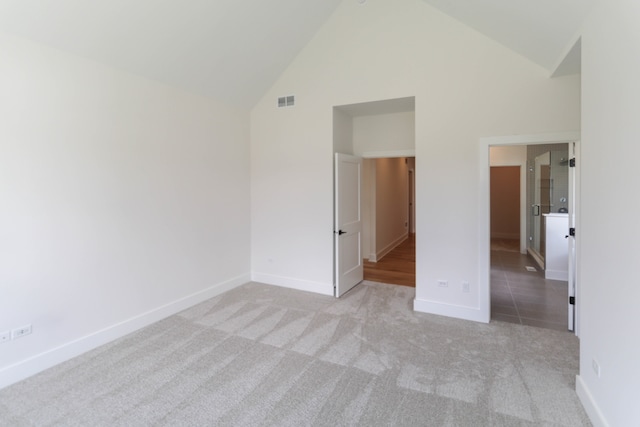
[487,139,577,332]
[333,96,416,294]
[361,157,415,287]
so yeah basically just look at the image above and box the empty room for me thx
[1,0,638,425]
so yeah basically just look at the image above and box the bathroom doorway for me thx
[489,142,574,332]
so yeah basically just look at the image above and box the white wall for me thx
[361,159,375,260]
[375,158,409,260]
[0,34,251,387]
[354,110,414,261]
[577,1,640,425]
[353,111,415,156]
[490,145,527,166]
[363,157,413,261]
[250,0,580,317]
[332,108,353,154]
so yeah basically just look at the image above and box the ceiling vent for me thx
[277,95,295,108]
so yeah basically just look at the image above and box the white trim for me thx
[479,132,580,146]
[361,149,415,159]
[576,375,610,427]
[251,272,334,296]
[413,298,489,323]
[478,132,580,329]
[374,234,407,262]
[0,273,250,390]
[545,270,569,281]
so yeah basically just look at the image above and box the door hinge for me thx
[569,158,576,167]
[569,228,576,237]
[569,296,576,305]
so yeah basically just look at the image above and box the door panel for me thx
[335,153,363,297]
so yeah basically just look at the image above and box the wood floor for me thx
[363,234,415,287]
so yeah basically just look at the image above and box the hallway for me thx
[363,234,415,287]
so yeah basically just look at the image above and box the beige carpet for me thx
[0,281,590,426]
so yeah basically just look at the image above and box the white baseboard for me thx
[251,272,334,296]
[413,298,489,323]
[375,234,407,262]
[576,375,609,427]
[545,269,568,281]
[0,273,250,390]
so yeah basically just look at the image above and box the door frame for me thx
[479,132,580,334]
[408,168,415,234]
[568,141,579,335]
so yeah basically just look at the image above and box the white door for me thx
[568,142,579,333]
[334,153,363,297]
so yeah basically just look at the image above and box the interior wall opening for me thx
[332,96,416,292]
[489,143,574,332]
[362,157,415,288]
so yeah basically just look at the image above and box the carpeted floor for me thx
[0,281,590,426]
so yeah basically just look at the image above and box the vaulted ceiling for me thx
[0,0,595,108]
[420,0,594,76]
[0,0,343,107]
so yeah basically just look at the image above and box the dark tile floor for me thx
[491,241,570,332]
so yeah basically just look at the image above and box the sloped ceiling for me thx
[0,0,594,108]
[0,0,343,108]
[420,0,595,75]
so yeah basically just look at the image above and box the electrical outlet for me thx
[12,324,32,340]
[592,359,601,378]
[437,280,448,288]
[0,331,10,343]
[462,281,470,293]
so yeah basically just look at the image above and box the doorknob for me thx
[336,230,346,235]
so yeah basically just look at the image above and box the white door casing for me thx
[479,132,580,326]
[334,153,363,297]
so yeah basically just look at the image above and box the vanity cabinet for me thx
[544,213,569,281]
